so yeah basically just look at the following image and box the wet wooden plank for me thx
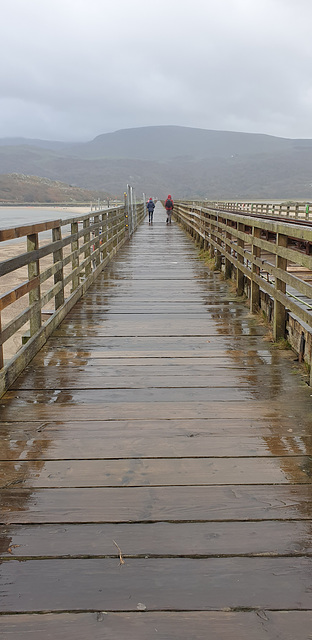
[1,521,312,558]
[1,611,312,640]
[12,356,276,370]
[2,387,256,404]
[66,302,236,312]
[2,433,310,460]
[1,485,312,524]
[0,417,301,435]
[52,316,264,337]
[28,348,271,362]
[0,418,281,433]
[40,334,266,348]
[9,373,258,390]
[1,557,312,612]
[10,359,294,390]
[1,457,311,488]
[0,401,282,421]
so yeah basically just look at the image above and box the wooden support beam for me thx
[52,226,65,310]
[273,233,287,341]
[236,223,245,296]
[27,232,41,337]
[250,227,261,313]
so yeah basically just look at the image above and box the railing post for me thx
[99,212,105,260]
[0,313,4,369]
[250,226,261,313]
[83,219,92,278]
[109,210,113,252]
[273,233,287,341]
[210,222,216,260]
[27,232,41,335]
[93,214,101,267]
[203,212,209,251]
[236,222,245,295]
[52,225,64,309]
[215,219,222,271]
[71,221,79,291]
[224,226,232,279]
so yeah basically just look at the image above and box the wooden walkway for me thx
[1,202,312,638]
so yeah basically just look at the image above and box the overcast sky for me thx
[2,0,312,141]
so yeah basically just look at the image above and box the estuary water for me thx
[0,205,91,229]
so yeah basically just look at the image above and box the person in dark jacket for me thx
[165,195,174,224]
[147,197,155,223]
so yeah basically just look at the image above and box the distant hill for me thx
[0,137,70,151]
[59,125,299,161]
[1,126,312,199]
[0,174,111,203]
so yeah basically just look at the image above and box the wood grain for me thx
[1,557,312,612]
[1,611,312,640]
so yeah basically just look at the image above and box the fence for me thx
[198,200,312,220]
[0,200,145,397]
[174,202,312,379]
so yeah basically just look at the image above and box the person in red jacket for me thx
[165,195,174,224]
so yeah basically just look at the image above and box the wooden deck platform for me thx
[1,202,312,638]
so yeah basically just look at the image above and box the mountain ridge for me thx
[1,125,312,198]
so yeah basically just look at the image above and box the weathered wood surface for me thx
[2,485,312,523]
[1,204,312,635]
[2,431,311,459]
[1,457,311,487]
[1,612,312,640]
[1,557,312,612]
[2,521,312,557]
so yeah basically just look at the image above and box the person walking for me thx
[147,197,155,223]
[165,195,174,224]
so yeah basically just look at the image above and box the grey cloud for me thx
[1,0,312,140]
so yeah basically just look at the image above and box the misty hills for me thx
[0,174,111,204]
[59,126,299,161]
[1,125,312,199]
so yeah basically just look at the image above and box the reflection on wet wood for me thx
[1,212,312,632]
[2,433,312,460]
[1,457,311,488]
[10,373,257,390]
[2,485,312,523]
[0,401,284,421]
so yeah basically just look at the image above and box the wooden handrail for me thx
[175,202,312,381]
[0,202,145,396]
[179,200,312,221]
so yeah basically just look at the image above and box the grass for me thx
[272,337,292,350]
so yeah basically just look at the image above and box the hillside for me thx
[1,126,312,199]
[0,174,111,203]
[59,125,298,161]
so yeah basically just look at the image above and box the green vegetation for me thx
[198,249,219,271]
[272,337,292,350]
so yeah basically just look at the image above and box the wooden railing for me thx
[0,202,145,397]
[191,200,312,220]
[175,202,312,378]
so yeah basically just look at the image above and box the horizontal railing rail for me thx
[180,200,312,221]
[175,202,312,378]
[0,200,145,397]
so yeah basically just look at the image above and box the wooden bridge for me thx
[1,200,312,638]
